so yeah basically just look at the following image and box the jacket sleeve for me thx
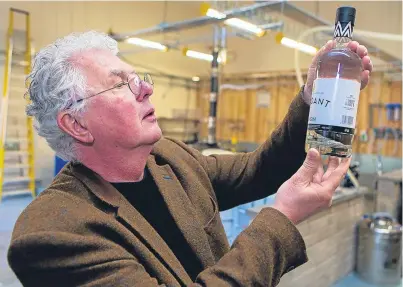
[174,88,310,211]
[8,207,306,287]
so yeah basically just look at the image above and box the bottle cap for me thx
[335,6,356,26]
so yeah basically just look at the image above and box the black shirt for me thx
[110,169,202,280]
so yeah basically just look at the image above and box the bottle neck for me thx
[333,21,354,48]
[334,36,352,48]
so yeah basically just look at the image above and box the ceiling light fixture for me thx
[126,37,168,51]
[182,48,222,63]
[206,8,226,19]
[201,3,226,19]
[202,5,265,37]
[275,32,317,56]
[224,18,266,37]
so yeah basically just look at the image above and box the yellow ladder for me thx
[0,8,35,202]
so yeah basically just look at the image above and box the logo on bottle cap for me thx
[334,21,353,38]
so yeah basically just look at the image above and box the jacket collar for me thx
[69,156,215,284]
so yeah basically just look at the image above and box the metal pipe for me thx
[221,26,227,62]
[110,1,286,41]
[234,32,256,41]
[207,25,221,146]
[118,22,283,55]
[221,27,227,46]
[259,21,284,31]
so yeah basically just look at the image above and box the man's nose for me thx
[137,80,153,102]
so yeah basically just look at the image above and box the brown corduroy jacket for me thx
[8,91,310,287]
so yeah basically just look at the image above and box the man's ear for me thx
[57,111,94,144]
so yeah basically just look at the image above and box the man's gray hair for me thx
[26,30,119,162]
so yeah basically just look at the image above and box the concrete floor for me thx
[0,194,401,287]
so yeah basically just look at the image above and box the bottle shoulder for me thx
[316,47,362,81]
[319,47,361,62]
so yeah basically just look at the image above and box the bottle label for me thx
[308,77,360,133]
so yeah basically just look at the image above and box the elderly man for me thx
[8,31,372,287]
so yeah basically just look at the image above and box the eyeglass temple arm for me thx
[76,86,119,103]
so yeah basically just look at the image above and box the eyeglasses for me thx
[69,73,153,107]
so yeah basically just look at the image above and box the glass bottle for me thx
[305,6,363,158]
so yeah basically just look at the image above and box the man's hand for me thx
[303,40,374,104]
[272,149,351,225]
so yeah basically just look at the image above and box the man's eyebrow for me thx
[109,69,136,80]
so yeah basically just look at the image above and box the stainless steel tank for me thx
[355,212,402,285]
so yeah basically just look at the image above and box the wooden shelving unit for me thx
[157,117,200,143]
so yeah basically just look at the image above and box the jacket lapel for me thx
[70,163,192,286]
[146,156,216,268]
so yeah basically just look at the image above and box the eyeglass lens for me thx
[144,73,153,86]
[128,73,153,97]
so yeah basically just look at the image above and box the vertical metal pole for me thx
[207,25,220,146]
[221,26,227,64]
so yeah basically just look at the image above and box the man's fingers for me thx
[362,56,373,72]
[313,163,324,184]
[323,156,340,180]
[352,43,373,88]
[361,55,372,90]
[347,41,359,52]
[324,157,351,190]
[347,42,373,71]
[293,148,321,184]
[357,45,368,59]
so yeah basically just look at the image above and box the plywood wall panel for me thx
[198,72,402,158]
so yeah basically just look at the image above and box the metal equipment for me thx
[355,212,402,286]
[375,169,403,226]
[341,162,360,188]
[0,8,36,201]
[207,25,221,147]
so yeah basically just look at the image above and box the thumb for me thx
[293,148,321,184]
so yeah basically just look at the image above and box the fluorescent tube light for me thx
[280,37,317,55]
[186,50,213,62]
[183,49,222,63]
[126,38,168,51]
[192,76,200,82]
[203,6,265,37]
[224,18,265,37]
[206,8,226,19]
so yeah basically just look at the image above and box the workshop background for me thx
[0,1,401,287]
